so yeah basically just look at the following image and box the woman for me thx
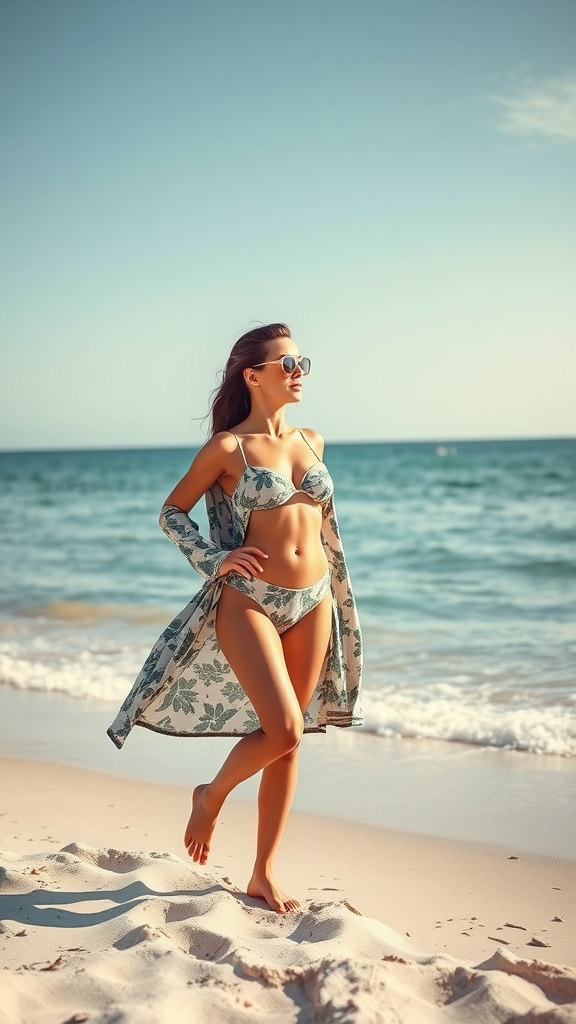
[107,323,363,914]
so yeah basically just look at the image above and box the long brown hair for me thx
[209,323,292,436]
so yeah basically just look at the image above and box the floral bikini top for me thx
[228,429,334,526]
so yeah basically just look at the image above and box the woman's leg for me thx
[184,584,305,866]
[247,589,333,912]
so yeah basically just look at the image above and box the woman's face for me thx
[248,336,307,406]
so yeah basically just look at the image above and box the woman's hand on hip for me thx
[218,547,268,578]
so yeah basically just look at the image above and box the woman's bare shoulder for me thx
[299,426,325,456]
[209,430,243,455]
[187,431,241,475]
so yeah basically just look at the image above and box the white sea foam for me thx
[0,642,139,703]
[1,640,575,757]
[360,684,576,757]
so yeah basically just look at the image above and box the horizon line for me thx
[1,433,575,455]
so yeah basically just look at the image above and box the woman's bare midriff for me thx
[242,494,328,588]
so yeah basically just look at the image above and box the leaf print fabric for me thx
[194,702,238,732]
[224,570,331,636]
[107,475,363,749]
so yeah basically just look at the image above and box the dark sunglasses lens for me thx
[282,356,311,374]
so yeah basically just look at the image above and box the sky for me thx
[1,0,575,450]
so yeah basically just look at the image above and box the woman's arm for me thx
[163,432,234,514]
[159,432,267,581]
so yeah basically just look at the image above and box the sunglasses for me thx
[252,355,311,375]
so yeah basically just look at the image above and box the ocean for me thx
[1,438,575,758]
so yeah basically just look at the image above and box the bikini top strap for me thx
[297,428,320,463]
[228,431,248,468]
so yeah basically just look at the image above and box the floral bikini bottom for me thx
[223,569,331,634]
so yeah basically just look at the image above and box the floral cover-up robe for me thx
[107,481,363,749]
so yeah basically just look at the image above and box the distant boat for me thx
[435,445,458,456]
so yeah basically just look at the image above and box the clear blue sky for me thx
[1,0,574,449]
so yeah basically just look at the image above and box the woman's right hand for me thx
[218,547,269,579]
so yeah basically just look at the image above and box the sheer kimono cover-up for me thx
[107,480,363,749]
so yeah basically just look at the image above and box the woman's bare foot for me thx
[247,868,301,915]
[184,784,219,865]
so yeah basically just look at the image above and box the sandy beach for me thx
[1,754,575,1022]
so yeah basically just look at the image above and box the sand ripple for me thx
[1,842,575,1023]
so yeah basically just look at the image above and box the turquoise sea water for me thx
[1,438,575,756]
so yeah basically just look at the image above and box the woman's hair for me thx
[209,323,292,436]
